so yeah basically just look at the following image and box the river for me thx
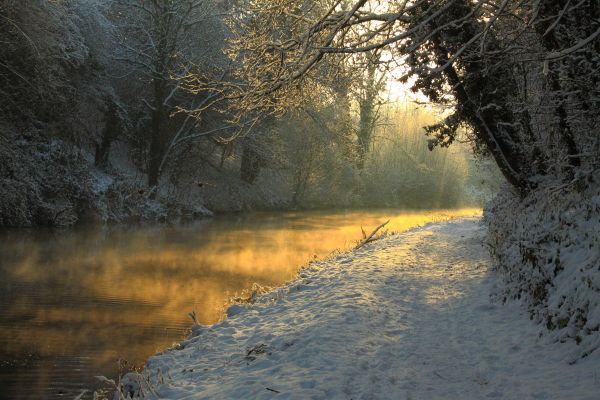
[0,208,479,399]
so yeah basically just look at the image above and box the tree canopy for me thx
[219,0,600,191]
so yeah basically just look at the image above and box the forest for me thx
[0,0,500,227]
[1,0,599,399]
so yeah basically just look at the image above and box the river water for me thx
[0,208,479,399]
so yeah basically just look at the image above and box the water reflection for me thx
[0,208,479,399]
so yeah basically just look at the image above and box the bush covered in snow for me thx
[0,126,97,226]
[0,125,216,227]
[485,176,600,359]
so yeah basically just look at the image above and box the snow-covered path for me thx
[144,218,599,399]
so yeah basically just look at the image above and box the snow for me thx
[91,168,115,194]
[485,180,600,359]
[132,218,599,399]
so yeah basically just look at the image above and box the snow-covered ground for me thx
[485,183,600,359]
[135,218,599,399]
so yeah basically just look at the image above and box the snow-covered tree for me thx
[110,0,228,187]
[219,0,600,191]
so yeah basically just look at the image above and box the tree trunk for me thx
[148,78,167,187]
[94,100,121,169]
[534,1,581,171]
[240,142,261,184]
[356,61,378,169]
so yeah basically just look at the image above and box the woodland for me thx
[0,0,499,227]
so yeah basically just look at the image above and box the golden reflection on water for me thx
[0,208,479,399]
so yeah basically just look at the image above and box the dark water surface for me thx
[0,208,479,399]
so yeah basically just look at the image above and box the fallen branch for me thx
[355,220,390,249]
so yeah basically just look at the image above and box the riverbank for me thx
[485,181,600,360]
[0,209,477,399]
[0,127,489,228]
[125,218,599,399]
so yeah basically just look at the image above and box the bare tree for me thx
[111,0,229,187]
[352,50,387,169]
[219,0,600,191]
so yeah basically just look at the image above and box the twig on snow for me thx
[355,220,390,249]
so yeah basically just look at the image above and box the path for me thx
[141,218,599,399]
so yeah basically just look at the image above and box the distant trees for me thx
[264,101,480,208]
[353,51,386,169]
[365,104,476,207]
[219,0,600,192]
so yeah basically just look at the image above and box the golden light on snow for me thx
[0,209,480,372]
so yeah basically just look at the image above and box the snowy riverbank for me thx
[125,218,599,399]
[485,182,600,359]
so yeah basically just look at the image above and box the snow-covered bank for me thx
[485,181,600,359]
[126,218,598,399]
[0,128,215,227]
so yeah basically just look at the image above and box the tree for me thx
[0,0,102,122]
[94,98,125,168]
[350,50,387,169]
[219,0,600,192]
[111,0,228,187]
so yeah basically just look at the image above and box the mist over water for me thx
[0,208,479,399]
